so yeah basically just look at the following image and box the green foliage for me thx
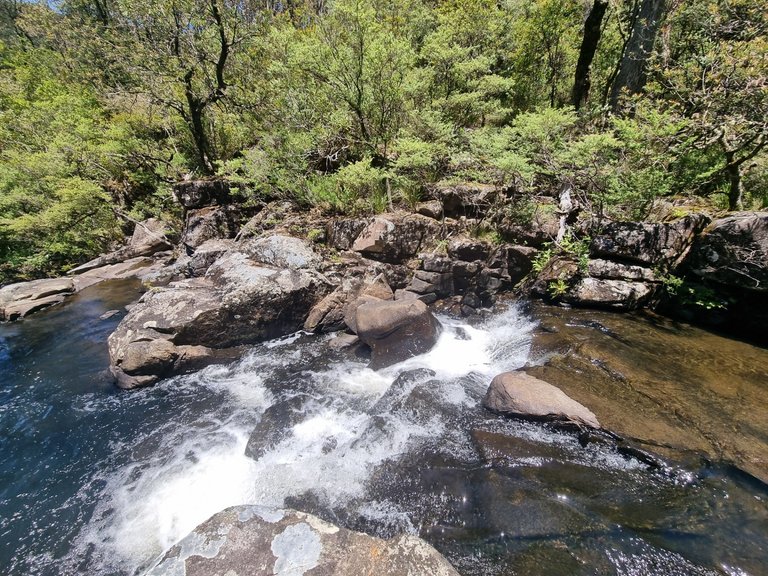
[0,0,766,282]
[660,273,728,311]
[531,248,553,273]
[548,276,570,298]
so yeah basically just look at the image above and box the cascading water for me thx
[0,281,766,576]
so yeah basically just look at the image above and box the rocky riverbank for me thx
[3,180,767,381]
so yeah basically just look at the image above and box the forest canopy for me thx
[0,0,766,281]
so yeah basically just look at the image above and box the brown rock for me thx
[0,278,75,321]
[355,299,441,369]
[483,371,600,428]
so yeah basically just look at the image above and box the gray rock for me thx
[565,277,654,310]
[183,239,236,277]
[588,259,657,282]
[173,179,230,209]
[356,299,440,369]
[69,218,172,274]
[484,371,600,429]
[243,235,323,270]
[433,182,497,218]
[146,506,460,576]
[326,219,369,251]
[416,200,443,219]
[447,237,491,262]
[72,256,171,291]
[0,278,75,321]
[591,214,708,267]
[421,254,453,273]
[181,206,239,249]
[351,213,439,263]
[686,211,768,291]
[109,236,329,388]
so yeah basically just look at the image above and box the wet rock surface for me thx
[525,302,768,484]
[355,299,441,369]
[147,506,460,576]
[484,371,600,429]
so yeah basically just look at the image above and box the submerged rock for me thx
[147,506,460,576]
[527,302,768,484]
[355,299,441,369]
[483,371,601,429]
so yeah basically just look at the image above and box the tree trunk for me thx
[573,0,609,110]
[609,0,668,109]
[725,151,743,211]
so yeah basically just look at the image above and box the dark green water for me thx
[0,282,765,575]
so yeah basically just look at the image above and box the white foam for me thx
[73,304,538,574]
[81,425,259,571]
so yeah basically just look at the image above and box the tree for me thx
[572,0,609,110]
[55,0,267,174]
[655,0,767,209]
[609,0,668,108]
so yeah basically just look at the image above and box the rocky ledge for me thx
[147,505,459,576]
[109,235,331,389]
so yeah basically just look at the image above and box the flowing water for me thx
[0,281,766,575]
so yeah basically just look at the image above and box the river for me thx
[0,280,766,575]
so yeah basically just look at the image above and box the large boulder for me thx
[590,214,709,267]
[564,277,654,310]
[355,299,440,369]
[109,236,330,388]
[146,506,460,576]
[349,213,440,263]
[686,211,768,291]
[483,371,600,429]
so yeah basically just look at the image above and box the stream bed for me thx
[1,280,766,575]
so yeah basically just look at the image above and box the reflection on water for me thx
[0,285,766,576]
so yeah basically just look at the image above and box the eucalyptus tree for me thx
[95,0,267,174]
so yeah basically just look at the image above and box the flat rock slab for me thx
[484,371,600,429]
[528,302,768,484]
[147,506,460,576]
[0,278,75,321]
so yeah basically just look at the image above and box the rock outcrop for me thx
[686,212,768,291]
[146,506,460,576]
[590,214,709,267]
[355,299,440,369]
[0,278,75,321]
[108,235,330,388]
[523,214,710,311]
[347,213,441,263]
[677,211,768,343]
[173,179,231,209]
[68,218,172,275]
[483,371,600,429]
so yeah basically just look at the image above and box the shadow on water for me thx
[0,288,766,576]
